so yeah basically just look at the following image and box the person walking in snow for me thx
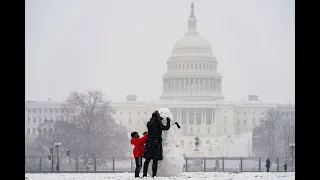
[266,158,271,172]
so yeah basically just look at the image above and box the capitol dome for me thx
[172,33,213,55]
[160,2,223,101]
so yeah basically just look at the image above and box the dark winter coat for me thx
[143,116,170,160]
[266,159,271,168]
[130,133,148,158]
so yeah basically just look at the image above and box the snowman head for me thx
[158,108,173,120]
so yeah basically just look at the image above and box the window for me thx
[28,118,31,123]
[261,112,264,115]
[32,109,36,113]
[252,118,256,126]
[144,112,147,115]
[286,112,289,117]
[137,112,140,115]
[190,128,193,133]
[291,111,294,117]
[55,109,59,113]
[180,140,184,145]
[191,64,193,70]
[33,118,36,123]
[244,112,247,115]
[120,112,123,115]
[237,119,240,125]
[39,117,42,123]
[207,128,210,133]
[195,64,197,70]
[253,112,255,115]
[244,119,247,125]
[32,128,36,135]
[27,128,30,134]
[38,128,42,134]
[128,118,132,125]
[39,109,42,113]
[197,128,200,133]
[28,109,31,113]
[129,112,131,115]
[206,140,210,144]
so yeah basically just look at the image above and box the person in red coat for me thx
[130,131,148,178]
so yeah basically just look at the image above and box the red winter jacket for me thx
[130,133,148,158]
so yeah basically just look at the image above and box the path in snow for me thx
[26,172,295,180]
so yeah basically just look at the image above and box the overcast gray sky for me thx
[25,0,295,104]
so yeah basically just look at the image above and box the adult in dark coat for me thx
[142,110,171,177]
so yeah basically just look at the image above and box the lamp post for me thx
[55,142,61,171]
[289,143,295,167]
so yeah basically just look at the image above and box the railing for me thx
[25,156,295,173]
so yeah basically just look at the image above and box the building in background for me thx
[25,3,294,158]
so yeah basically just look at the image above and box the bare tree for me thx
[35,90,130,167]
[253,108,295,159]
[62,90,129,166]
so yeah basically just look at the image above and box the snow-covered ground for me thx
[25,172,295,180]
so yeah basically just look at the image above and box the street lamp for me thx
[55,142,61,171]
[289,143,295,167]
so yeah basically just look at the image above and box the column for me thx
[173,79,176,92]
[202,78,205,92]
[206,78,209,92]
[201,108,204,124]
[163,80,165,92]
[208,78,212,93]
[197,78,201,91]
[212,108,214,124]
[186,108,189,125]
[211,79,214,92]
[213,79,216,93]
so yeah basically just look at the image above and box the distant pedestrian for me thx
[283,163,287,172]
[266,158,271,172]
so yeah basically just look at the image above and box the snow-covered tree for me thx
[35,90,130,166]
[253,108,295,159]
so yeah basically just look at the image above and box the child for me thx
[130,131,148,178]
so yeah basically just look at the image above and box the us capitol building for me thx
[25,3,295,157]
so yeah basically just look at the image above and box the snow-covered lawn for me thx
[25,172,295,180]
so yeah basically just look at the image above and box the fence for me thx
[25,156,295,173]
